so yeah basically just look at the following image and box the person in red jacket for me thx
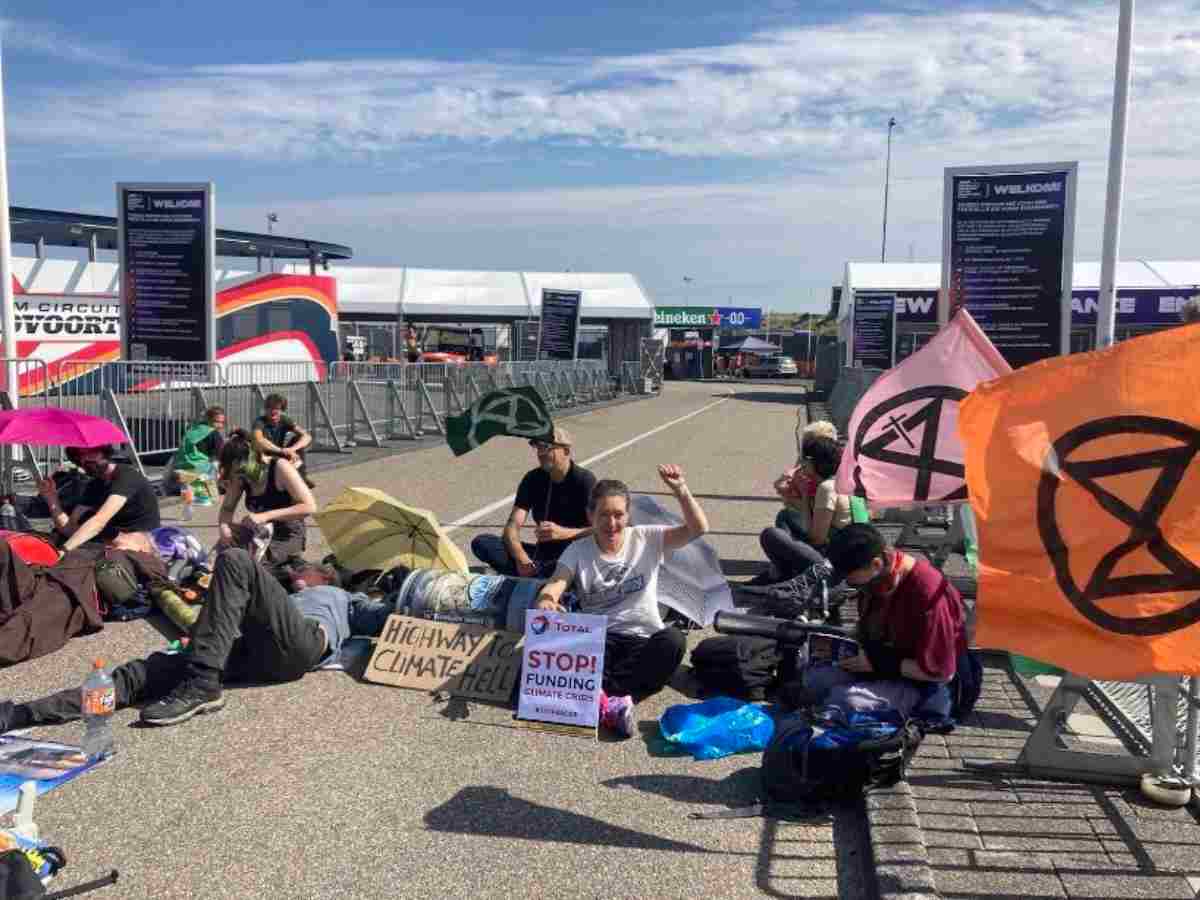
[800,523,968,719]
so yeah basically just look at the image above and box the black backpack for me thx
[690,636,782,701]
[693,707,924,820]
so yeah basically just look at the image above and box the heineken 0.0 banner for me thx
[446,387,554,456]
[654,307,762,329]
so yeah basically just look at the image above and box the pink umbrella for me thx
[0,408,126,448]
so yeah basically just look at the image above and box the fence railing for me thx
[9,358,644,477]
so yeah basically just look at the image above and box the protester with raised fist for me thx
[534,464,710,738]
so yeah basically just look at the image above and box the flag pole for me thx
[0,43,17,407]
[1096,0,1135,351]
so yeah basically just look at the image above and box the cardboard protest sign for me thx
[366,614,523,705]
[516,610,606,736]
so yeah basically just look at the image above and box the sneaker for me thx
[139,681,225,727]
[763,560,834,620]
[599,692,636,739]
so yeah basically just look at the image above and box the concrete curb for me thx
[806,392,941,898]
[863,781,940,900]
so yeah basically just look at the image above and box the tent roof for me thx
[313,265,654,320]
[720,336,781,352]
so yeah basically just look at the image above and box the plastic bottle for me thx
[180,484,194,521]
[80,659,115,760]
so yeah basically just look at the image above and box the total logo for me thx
[126,193,145,211]
[529,614,593,636]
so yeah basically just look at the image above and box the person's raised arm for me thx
[659,464,709,552]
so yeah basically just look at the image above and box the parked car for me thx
[742,353,798,379]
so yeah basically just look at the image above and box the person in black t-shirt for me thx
[470,426,596,578]
[39,444,161,551]
[252,394,312,469]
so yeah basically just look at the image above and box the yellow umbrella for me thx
[314,487,469,575]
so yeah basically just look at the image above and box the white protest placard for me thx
[517,610,607,734]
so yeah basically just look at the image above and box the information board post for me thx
[537,289,582,361]
[940,163,1077,368]
[851,292,896,370]
[117,182,216,364]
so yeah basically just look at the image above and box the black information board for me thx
[852,292,895,370]
[538,289,582,361]
[946,168,1073,368]
[118,183,214,362]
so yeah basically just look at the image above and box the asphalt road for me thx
[0,379,873,900]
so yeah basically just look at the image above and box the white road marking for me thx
[443,392,731,534]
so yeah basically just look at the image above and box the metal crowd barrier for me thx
[4,357,644,478]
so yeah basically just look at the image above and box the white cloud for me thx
[9,2,1200,165]
[10,2,1200,310]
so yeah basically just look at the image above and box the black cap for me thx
[825,523,887,583]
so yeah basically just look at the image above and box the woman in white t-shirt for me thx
[535,464,710,738]
[756,435,850,584]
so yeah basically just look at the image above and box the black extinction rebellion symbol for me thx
[852,386,969,502]
[1037,416,1200,637]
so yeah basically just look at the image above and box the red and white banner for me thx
[518,611,607,730]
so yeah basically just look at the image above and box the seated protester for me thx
[754,435,850,587]
[217,430,316,566]
[171,405,226,506]
[39,445,161,552]
[0,549,396,729]
[471,426,596,579]
[252,393,314,486]
[796,523,967,720]
[535,465,710,738]
[762,421,841,564]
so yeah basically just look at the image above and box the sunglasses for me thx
[529,440,566,451]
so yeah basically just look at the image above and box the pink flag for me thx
[834,309,1010,506]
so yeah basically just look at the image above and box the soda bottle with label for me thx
[80,659,115,760]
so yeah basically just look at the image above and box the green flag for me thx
[445,386,554,456]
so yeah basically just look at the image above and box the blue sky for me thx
[2,0,1198,311]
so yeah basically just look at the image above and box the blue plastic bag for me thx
[659,697,776,761]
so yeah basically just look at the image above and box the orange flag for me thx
[959,323,1200,679]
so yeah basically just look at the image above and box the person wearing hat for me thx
[794,523,968,719]
[471,425,597,579]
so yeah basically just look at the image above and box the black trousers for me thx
[470,534,559,578]
[759,527,824,580]
[604,626,687,700]
[11,549,325,728]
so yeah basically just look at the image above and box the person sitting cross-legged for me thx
[534,465,710,738]
[791,523,967,720]
[0,550,396,732]
[471,426,596,579]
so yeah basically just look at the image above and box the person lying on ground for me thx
[39,445,161,552]
[0,549,395,730]
[252,393,313,478]
[789,523,967,720]
[752,434,850,588]
[471,426,596,579]
[534,465,709,738]
[217,430,316,567]
[0,537,165,667]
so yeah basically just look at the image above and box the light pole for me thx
[881,117,897,263]
[266,212,278,273]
